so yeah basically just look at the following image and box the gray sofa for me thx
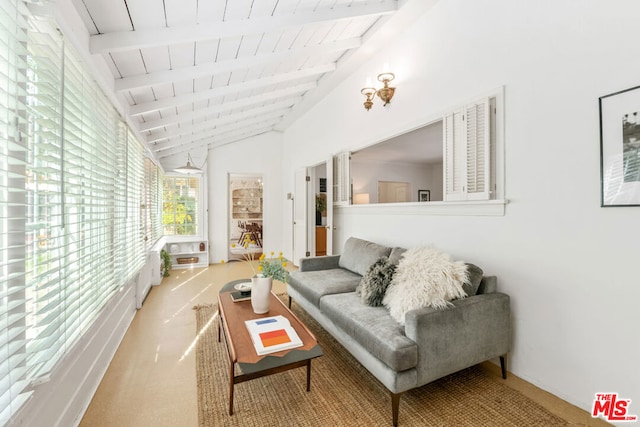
[287,237,511,426]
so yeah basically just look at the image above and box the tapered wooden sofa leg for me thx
[391,392,402,427]
[500,354,508,379]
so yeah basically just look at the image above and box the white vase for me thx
[251,275,272,314]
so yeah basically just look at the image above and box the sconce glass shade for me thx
[173,153,202,174]
[377,72,395,83]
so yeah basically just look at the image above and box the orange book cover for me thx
[245,315,303,355]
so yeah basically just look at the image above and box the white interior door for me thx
[293,167,309,266]
[325,156,334,255]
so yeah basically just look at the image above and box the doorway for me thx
[312,164,328,256]
[228,174,263,261]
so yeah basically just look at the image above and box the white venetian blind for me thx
[2,5,155,422]
[24,14,65,379]
[143,157,162,250]
[124,129,145,280]
[1,0,31,422]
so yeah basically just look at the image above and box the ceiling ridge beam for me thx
[91,1,397,54]
[114,38,360,92]
[129,64,333,116]
[146,109,289,144]
[139,89,306,132]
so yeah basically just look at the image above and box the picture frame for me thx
[599,85,640,206]
[418,189,430,202]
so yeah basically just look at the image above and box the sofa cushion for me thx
[320,292,418,371]
[358,257,396,307]
[383,246,468,324]
[338,237,392,276]
[289,269,362,307]
[388,247,407,265]
[463,263,484,296]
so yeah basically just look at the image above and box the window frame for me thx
[162,174,205,241]
[334,86,506,216]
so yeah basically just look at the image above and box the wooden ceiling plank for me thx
[82,0,132,33]
[139,90,306,131]
[156,125,278,158]
[153,117,282,151]
[129,64,332,116]
[126,0,166,31]
[146,106,291,143]
[114,39,352,92]
[90,0,396,54]
[164,0,198,27]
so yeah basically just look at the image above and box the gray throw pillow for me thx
[388,247,407,265]
[462,263,483,296]
[359,257,396,307]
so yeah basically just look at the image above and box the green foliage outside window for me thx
[162,176,199,235]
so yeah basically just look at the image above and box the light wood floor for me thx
[80,262,608,426]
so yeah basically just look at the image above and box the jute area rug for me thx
[194,297,567,427]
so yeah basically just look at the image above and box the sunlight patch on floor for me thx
[163,281,216,324]
[170,268,208,292]
[180,309,218,362]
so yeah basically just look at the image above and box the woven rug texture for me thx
[194,299,567,427]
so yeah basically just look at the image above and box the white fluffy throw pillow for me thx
[383,246,469,324]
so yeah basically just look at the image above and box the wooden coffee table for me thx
[217,280,323,415]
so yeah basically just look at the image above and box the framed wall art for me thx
[418,189,430,202]
[599,85,640,206]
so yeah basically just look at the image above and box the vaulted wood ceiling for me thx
[71,0,434,171]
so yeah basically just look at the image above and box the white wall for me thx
[208,132,286,263]
[280,0,640,419]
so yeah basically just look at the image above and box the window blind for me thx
[2,5,155,422]
[143,158,162,250]
[24,14,65,380]
[124,128,145,281]
[1,0,31,422]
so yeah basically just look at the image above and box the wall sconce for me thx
[360,69,396,111]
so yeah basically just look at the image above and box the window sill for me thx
[336,199,507,216]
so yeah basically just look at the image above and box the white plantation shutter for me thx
[332,151,350,206]
[443,97,492,201]
[444,110,466,201]
[465,99,491,200]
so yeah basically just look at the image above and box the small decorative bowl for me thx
[234,282,252,295]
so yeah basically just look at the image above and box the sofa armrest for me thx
[298,255,341,272]
[404,293,510,385]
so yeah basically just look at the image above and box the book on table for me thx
[230,290,251,302]
[245,315,304,356]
